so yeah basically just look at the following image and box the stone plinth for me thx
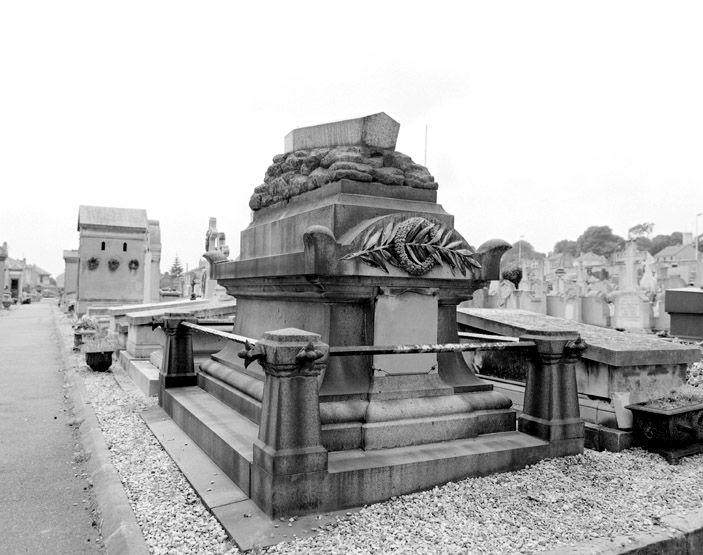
[248,329,329,518]
[518,331,584,444]
[159,314,198,400]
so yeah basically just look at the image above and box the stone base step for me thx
[118,351,159,397]
[161,387,258,495]
[141,405,348,551]
[197,369,262,425]
[323,430,566,511]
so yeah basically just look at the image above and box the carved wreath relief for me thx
[341,217,481,276]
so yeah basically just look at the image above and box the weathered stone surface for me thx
[372,167,405,186]
[320,147,364,168]
[309,167,331,188]
[284,112,400,154]
[385,151,413,171]
[458,308,700,367]
[280,155,304,173]
[405,175,437,189]
[248,116,438,211]
[328,161,373,174]
[265,163,283,179]
[331,169,372,182]
[362,156,384,168]
[300,156,321,176]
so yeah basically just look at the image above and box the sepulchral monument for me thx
[611,241,651,330]
[202,217,232,300]
[157,113,587,521]
[74,206,162,315]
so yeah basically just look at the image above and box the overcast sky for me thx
[2,1,702,277]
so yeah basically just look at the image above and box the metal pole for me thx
[696,212,701,263]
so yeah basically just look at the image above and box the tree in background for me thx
[170,255,184,278]
[628,222,654,239]
[649,232,683,255]
[500,240,544,269]
[575,226,626,257]
[627,222,655,252]
[553,239,578,257]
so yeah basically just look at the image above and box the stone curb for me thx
[52,307,150,555]
[543,507,703,554]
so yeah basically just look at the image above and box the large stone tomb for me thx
[158,113,586,520]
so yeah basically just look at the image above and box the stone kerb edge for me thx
[52,306,149,555]
[541,506,703,554]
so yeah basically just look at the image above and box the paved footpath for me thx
[0,302,102,554]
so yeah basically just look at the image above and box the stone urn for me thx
[627,397,703,464]
[84,349,114,372]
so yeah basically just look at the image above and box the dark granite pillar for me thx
[158,313,198,405]
[248,328,329,518]
[518,331,586,446]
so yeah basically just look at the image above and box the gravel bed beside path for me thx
[56,308,703,554]
[56,309,239,555]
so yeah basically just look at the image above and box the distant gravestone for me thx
[469,287,486,308]
[613,292,643,329]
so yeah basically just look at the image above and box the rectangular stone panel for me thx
[284,113,400,153]
[373,288,438,375]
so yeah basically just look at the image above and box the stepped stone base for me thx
[159,385,582,518]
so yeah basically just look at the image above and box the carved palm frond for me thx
[341,217,481,276]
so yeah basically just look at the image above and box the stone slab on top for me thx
[458,308,700,367]
[125,300,237,326]
[284,112,400,153]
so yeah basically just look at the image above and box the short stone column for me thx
[518,331,585,454]
[246,328,329,518]
[158,313,198,405]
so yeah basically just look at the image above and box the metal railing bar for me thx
[458,331,520,342]
[329,340,536,357]
[195,318,235,325]
[180,321,257,345]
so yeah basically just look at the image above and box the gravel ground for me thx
[56,308,703,555]
[57,310,240,555]
[268,449,703,554]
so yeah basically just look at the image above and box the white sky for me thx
[2,1,702,277]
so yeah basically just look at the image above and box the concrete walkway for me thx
[0,302,102,554]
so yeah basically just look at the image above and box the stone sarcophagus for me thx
[209,113,514,451]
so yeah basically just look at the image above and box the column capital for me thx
[240,328,328,377]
